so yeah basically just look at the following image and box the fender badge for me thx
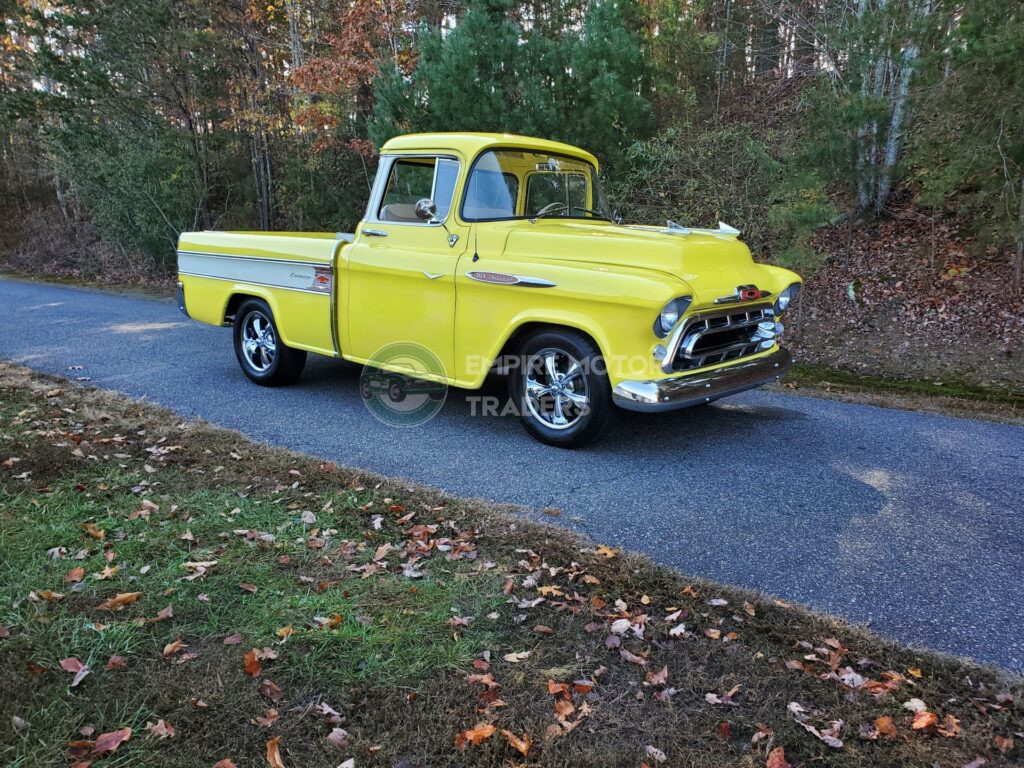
[448,234,459,248]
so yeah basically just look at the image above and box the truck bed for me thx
[177,230,353,357]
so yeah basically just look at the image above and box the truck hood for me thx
[501,221,777,306]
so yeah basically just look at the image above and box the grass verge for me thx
[0,361,1021,768]
[781,363,1024,425]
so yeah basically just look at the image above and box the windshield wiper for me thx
[569,207,617,223]
[531,204,616,223]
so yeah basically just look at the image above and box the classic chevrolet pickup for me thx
[178,132,800,446]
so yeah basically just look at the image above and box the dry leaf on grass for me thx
[97,591,142,611]
[645,745,667,763]
[875,715,897,737]
[260,680,284,703]
[501,729,531,756]
[162,638,187,658]
[60,657,90,687]
[93,727,131,755]
[266,735,286,768]
[765,747,791,768]
[146,719,175,739]
[912,711,939,731]
[326,728,350,748]
[244,649,262,676]
[455,722,496,749]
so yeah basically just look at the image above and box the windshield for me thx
[461,149,614,222]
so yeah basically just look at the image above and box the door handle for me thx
[363,228,388,237]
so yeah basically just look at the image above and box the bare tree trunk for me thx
[716,0,733,116]
[875,41,917,212]
[54,171,70,226]
[1015,171,1024,295]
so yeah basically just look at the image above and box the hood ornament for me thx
[715,285,770,304]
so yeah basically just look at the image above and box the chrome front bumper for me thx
[612,347,792,413]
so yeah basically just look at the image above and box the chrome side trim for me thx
[466,271,556,288]
[178,271,332,296]
[613,348,792,413]
[176,250,333,270]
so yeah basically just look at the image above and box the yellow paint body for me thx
[178,132,801,390]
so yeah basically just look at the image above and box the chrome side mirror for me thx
[414,198,438,222]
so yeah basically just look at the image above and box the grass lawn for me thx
[0,361,1020,768]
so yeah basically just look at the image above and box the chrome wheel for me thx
[523,347,590,430]
[241,311,277,373]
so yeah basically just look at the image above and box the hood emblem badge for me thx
[714,285,769,304]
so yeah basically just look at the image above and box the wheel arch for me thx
[479,318,610,386]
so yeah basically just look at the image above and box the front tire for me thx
[509,328,613,448]
[233,299,306,386]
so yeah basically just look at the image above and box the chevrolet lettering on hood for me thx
[177,132,802,447]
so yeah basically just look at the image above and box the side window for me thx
[377,156,459,224]
[525,172,588,216]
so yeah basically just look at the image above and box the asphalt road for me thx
[2,277,1022,671]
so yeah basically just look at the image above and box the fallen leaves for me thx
[162,638,187,658]
[182,560,217,581]
[765,746,791,768]
[146,719,175,739]
[501,729,531,756]
[875,715,897,738]
[93,727,131,755]
[788,701,844,749]
[502,651,530,663]
[326,727,350,748]
[645,744,667,763]
[60,657,90,687]
[97,591,143,612]
[266,735,286,768]
[251,708,279,727]
[260,679,284,703]
[455,722,496,749]
[65,567,85,583]
[912,711,939,731]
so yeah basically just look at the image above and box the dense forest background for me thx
[1,0,1022,382]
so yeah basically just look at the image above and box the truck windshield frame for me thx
[460,148,613,223]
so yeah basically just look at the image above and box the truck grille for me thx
[671,305,775,371]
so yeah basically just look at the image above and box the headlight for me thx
[774,283,801,314]
[654,296,692,337]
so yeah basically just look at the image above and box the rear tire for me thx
[233,299,306,386]
[509,328,613,448]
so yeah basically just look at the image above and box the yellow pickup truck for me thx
[177,132,800,446]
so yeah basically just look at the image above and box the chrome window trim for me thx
[365,153,461,228]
